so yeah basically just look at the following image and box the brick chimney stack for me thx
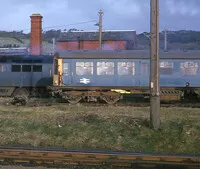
[30,14,43,55]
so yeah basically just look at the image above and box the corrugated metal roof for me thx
[0,48,28,56]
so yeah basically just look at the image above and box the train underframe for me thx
[0,85,199,105]
[0,86,49,105]
[48,85,200,104]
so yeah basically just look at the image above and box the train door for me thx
[21,64,32,87]
[32,64,43,86]
[53,58,62,86]
[117,60,137,86]
[73,60,94,86]
[139,60,149,86]
[62,61,72,86]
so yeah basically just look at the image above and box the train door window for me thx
[180,62,198,76]
[33,65,42,72]
[22,65,31,72]
[97,62,114,75]
[63,63,69,75]
[76,62,93,75]
[12,65,21,72]
[54,59,58,75]
[0,64,6,72]
[118,62,135,75]
[160,62,174,75]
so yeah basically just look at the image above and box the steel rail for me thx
[0,147,198,168]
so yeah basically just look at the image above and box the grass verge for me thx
[0,105,199,154]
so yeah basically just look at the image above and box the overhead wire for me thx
[0,19,98,32]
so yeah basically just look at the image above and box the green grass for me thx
[0,105,199,154]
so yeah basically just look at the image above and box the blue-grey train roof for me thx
[0,54,53,62]
[55,50,200,59]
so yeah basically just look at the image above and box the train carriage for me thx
[50,50,200,104]
[0,54,53,98]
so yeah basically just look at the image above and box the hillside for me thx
[137,30,200,50]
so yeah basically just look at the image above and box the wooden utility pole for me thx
[98,9,103,50]
[150,0,160,130]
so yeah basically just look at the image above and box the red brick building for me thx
[56,30,137,51]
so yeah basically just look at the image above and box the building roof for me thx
[57,30,136,42]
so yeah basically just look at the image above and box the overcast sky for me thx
[0,0,199,33]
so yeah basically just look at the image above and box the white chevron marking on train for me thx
[80,78,90,84]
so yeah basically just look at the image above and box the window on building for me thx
[12,65,21,72]
[97,62,114,75]
[33,65,42,72]
[180,62,198,76]
[160,62,174,75]
[118,62,135,75]
[76,62,93,75]
[63,63,69,75]
[0,64,6,72]
[22,65,31,72]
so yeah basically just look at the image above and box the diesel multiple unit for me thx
[1,50,200,104]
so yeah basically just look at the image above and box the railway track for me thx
[0,146,198,168]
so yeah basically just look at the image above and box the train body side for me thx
[50,50,200,103]
[0,55,53,96]
[54,58,200,88]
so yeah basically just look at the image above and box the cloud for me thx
[165,0,200,16]
[0,0,200,33]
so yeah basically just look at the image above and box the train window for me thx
[97,62,114,75]
[160,62,174,75]
[118,62,135,75]
[0,64,6,72]
[76,62,93,75]
[63,63,69,75]
[180,62,198,76]
[22,65,31,72]
[33,65,42,72]
[12,65,21,72]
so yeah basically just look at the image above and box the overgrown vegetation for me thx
[0,105,199,154]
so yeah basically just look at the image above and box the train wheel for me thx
[68,96,82,104]
[101,95,120,104]
[13,88,29,97]
[11,95,28,106]
[11,88,29,106]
